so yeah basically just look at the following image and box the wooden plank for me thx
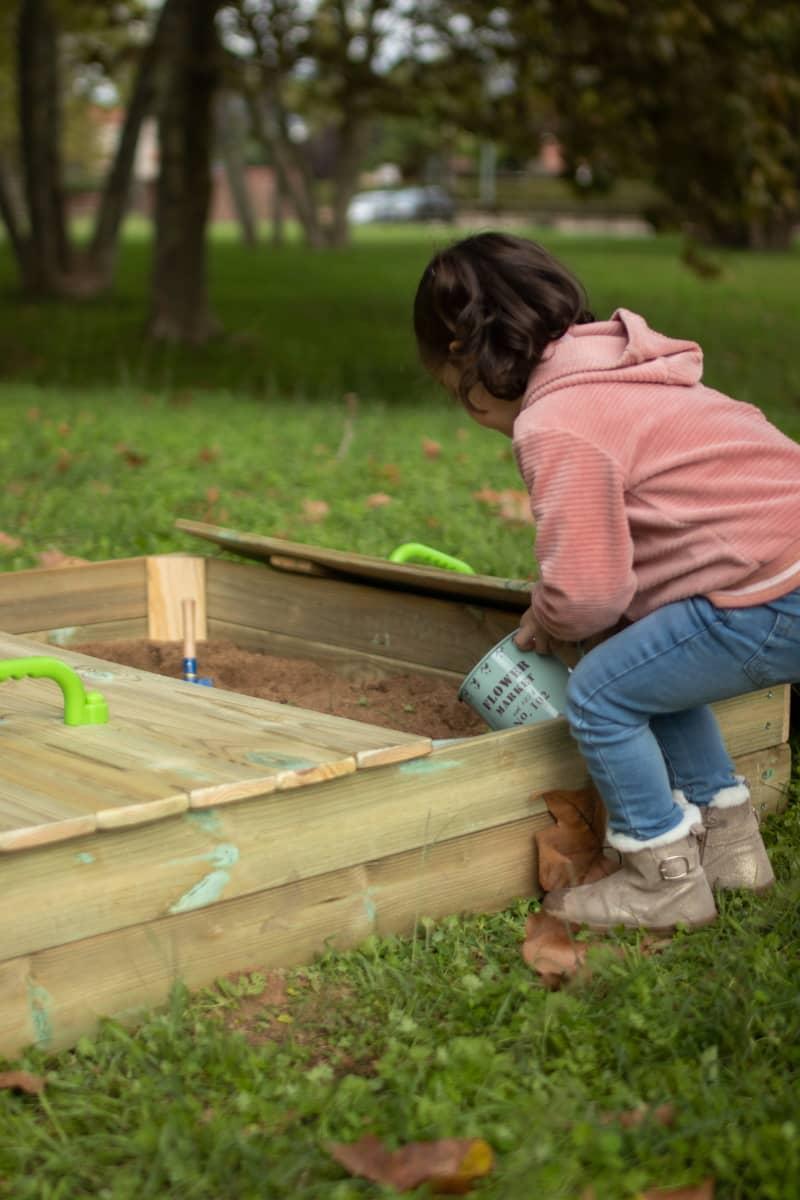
[0,558,147,634]
[0,811,550,1056]
[0,632,430,847]
[207,558,520,675]
[741,741,793,816]
[207,618,465,685]
[146,556,207,641]
[26,618,149,647]
[177,519,534,609]
[0,693,787,963]
[1,736,792,1058]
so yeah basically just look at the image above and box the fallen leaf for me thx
[205,486,221,505]
[600,1103,676,1129]
[535,784,619,892]
[55,447,73,472]
[366,492,392,509]
[422,437,442,459]
[26,407,41,422]
[377,462,402,485]
[521,911,588,987]
[301,499,330,522]
[0,531,21,551]
[473,487,534,526]
[640,1181,715,1199]
[37,548,91,568]
[0,1070,45,1095]
[197,445,220,464]
[114,442,148,467]
[329,1134,493,1193]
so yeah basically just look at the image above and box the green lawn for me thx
[1,225,799,1199]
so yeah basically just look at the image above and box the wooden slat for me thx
[26,618,149,647]
[0,632,431,848]
[207,558,520,675]
[0,558,147,634]
[146,556,207,641]
[177,519,533,609]
[0,691,788,963]
[1,737,792,1059]
[0,811,550,1056]
[207,618,465,685]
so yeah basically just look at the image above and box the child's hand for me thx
[514,609,554,656]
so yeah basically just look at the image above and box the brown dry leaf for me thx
[0,531,22,551]
[114,442,148,467]
[205,486,221,505]
[26,406,42,422]
[473,487,534,526]
[197,445,221,464]
[535,784,619,892]
[37,548,91,568]
[0,1070,45,1095]
[600,1103,676,1129]
[422,437,442,459]
[640,1181,715,1200]
[521,911,588,986]
[366,492,393,509]
[377,462,402,485]
[329,1134,493,1193]
[301,499,330,522]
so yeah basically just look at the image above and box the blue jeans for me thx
[565,587,800,842]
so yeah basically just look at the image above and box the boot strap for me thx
[659,854,691,880]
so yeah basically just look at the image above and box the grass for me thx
[1,224,799,1198]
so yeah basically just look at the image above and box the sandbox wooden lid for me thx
[0,631,432,854]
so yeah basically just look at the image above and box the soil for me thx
[71,639,488,741]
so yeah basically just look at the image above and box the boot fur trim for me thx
[606,803,703,853]
[708,780,751,809]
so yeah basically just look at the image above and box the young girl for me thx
[414,231,800,933]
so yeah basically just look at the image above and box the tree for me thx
[501,0,800,249]
[0,0,168,296]
[147,0,223,342]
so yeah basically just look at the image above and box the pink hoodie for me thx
[513,309,800,641]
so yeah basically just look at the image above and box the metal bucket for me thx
[459,631,570,730]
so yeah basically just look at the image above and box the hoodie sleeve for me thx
[516,426,637,641]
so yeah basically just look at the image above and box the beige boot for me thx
[697,780,775,893]
[543,806,717,933]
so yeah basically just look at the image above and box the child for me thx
[414,231,800,933]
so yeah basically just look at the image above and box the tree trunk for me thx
[327,116,369,248]
[85,1,170,283]
[148,0,222,343]
[215,91,257,246]
[0,155,32,281]
[17,0,69,294]
[246,88,326,249]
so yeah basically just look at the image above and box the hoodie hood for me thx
[522,309,704,407]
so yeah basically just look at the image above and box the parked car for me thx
[348,185,456,225]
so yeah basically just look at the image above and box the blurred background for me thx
[0,0,798,572]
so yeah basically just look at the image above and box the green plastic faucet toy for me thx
[388,542,476,575]
[0,657,109,726]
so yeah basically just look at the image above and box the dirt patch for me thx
[71,638,488,740]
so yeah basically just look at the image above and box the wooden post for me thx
[146,556,207,640]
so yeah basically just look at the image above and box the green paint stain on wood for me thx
[185,809,223,835]
[167,844,240,914]
[27,980,53,1046]
[399,759,462,775]
[47,627,78,646]
[246,751,317,771]
[75,852,95,864]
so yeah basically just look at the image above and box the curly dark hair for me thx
[413,232,595,403]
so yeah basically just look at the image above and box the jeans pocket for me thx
[741,611,796,687]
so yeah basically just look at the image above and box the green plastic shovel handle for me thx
[0,657,109,726]
[388,542,476,575]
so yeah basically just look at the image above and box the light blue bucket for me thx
[459,631,570,730]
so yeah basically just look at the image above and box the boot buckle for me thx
[659,855,690,880]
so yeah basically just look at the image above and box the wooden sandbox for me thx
[0,525,792,1057]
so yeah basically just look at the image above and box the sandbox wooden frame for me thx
[0,550,792,1057]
